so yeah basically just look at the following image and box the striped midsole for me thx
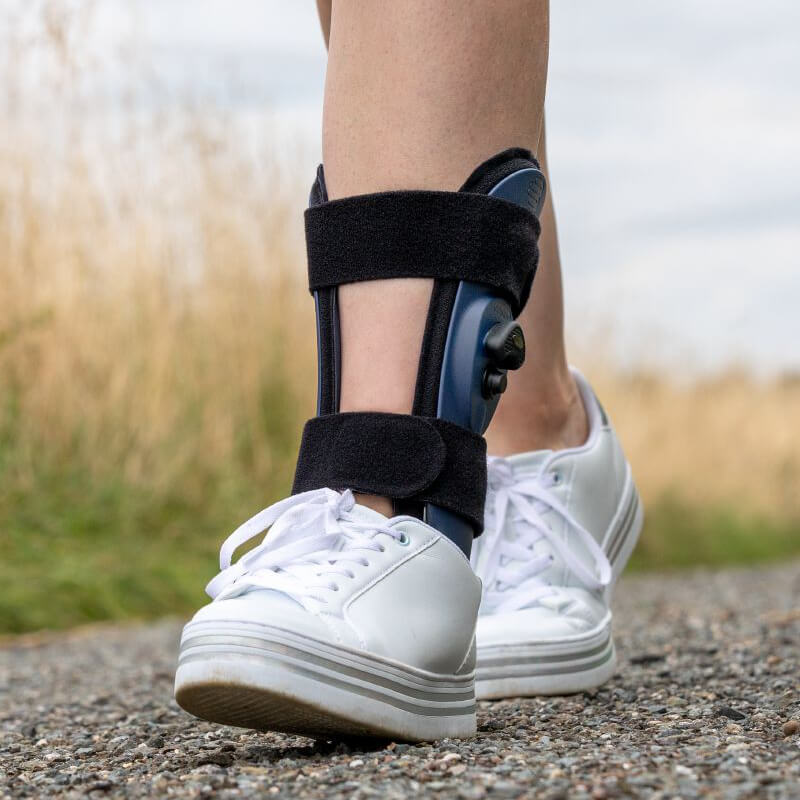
[477,633,614,680]
[179,623,475,716]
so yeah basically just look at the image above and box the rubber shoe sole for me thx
[476,618,616,699]
[174,620,476,741]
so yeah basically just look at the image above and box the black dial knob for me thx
[482,368,508,398]
[485,321,526,370]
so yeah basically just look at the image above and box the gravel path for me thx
[2,563,799,799]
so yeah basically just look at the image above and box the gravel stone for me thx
[717,705,748,722]
[1,563,799,798]
[781,720,799,737]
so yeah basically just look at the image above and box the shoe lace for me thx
[474,457,612,613]
[205,488,404,612]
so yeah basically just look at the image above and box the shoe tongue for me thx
[505,449,553,475]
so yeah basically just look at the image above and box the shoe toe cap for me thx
[478,594,606,647]
[190,590,333,641]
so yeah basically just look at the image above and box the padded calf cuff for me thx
[292,412,487,532]
[305,190,540,315]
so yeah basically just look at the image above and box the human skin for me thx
[316,0,586,514]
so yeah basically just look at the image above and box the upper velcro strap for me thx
[292,412,487,532]
[305,191,540,315]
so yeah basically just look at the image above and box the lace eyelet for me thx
[551,471,562,485]
[397,532,410,546]
[332,584,340,592]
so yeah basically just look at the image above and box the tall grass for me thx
[591,371,800,569]
[0,118,320,631]
[1,3,798,633]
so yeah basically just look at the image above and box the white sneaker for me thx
[471,369,643,699]
[174,488,481,741]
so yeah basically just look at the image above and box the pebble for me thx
[0,563,798,798]
[195,750,234,767]
[781,720,799,737]
[716,705,747,721]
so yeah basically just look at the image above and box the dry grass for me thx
[1,121,316,497]
[4,129,797,527]
[3,116,796,529]
[593,370,800,522]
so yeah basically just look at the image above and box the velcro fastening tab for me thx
[292,412,487,532]
[298,413,447,498]
[305,191,540,315]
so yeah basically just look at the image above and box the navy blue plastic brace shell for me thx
[426,168,546,554]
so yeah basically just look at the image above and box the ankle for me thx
[354,493,395,518]
[487,369,589,456]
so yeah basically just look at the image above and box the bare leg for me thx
[318,1,550,513]
[315,0,331,46]
[485,127,588,455]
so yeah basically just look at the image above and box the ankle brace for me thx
[293,148,546,554]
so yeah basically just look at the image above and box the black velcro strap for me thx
[305,191,540,315]
[292,412,487,532]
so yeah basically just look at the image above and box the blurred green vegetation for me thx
[628,496,800,572]
[2,452,799,635]
[0,369,306,635]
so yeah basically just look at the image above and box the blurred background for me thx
[1,0,798,634]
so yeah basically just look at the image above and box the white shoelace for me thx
[474,457,612,613]
[206,488,405,612]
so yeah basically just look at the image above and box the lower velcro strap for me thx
[292,412,487,532]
